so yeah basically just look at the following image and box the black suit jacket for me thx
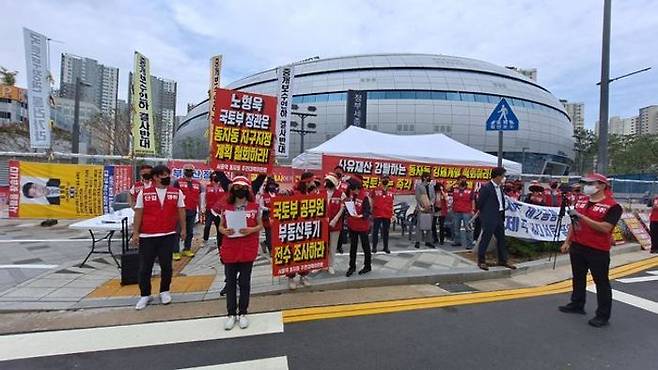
[476,181,505,229]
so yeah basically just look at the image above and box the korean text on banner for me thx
[131,51,156,155]
[208,55,223,146]
[275,65,295,158]
[23,28,51,149]
[168,160,213,185]
[103,165,133,213]
[504,198,571,242]
[271,193,329,276]
[322,155,493,195]
[345,90,367,128]
[12,161,104,219]
[210,88,276,174]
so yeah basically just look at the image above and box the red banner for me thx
[322,155,493,194]
[8,160,20,218]
[209,88,276,174]
[271,192,329,276]
[112,165,133,195]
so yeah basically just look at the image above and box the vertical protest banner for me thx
[131,51,156,155]
[207,55,223,149]
[275,65,295,158]
[23,28,51,149]
[102,165,133,213]
[270,193,329,276]
[345,90,367,128]
[10,161,104,219]
[209,88,276,174]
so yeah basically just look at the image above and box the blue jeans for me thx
[452,212,473,246]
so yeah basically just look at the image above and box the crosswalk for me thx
[587,270,658,315]
[179,356,289,370]
[0,312,286,368]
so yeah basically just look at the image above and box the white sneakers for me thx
[238,315,249,329]
[289,276,312,289]
[300,276,311,287]
[160,291,172,305]
[224,315,249,330]
[288,278,297,290]
[328,267,335,275]
[135,292,171,310]
[224,315,237,330]
[135,296,152,310]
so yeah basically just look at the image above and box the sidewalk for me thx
[0,220,651,312]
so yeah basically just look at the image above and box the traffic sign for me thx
[486,98,519,131]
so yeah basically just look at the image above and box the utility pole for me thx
[71,78,91,164]
[596,0,612,175]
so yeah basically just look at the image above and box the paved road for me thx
[1,267,656,370]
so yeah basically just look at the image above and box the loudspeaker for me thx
[120,217,139,286]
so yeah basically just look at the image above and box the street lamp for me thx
[290,104,318,153]
[72,77,92,164]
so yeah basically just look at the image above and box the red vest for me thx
[572,196,618,252]
[140,187,181,234]
[178,178,202,211]
[220,201,260,263]
[651,197,658,222]
[261,192,276,229]
[347,193,370,232]
[327,189,344,232]
[544,189,562,207]
[205,183,225,211]
[568,193,587,206]
[130,180,152,196]
[371,187,394,219]
[452,188,473,213]
[435,194,448,217]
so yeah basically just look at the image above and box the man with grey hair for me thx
[414,172,436,249]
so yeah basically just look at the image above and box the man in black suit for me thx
[475,167,516,271]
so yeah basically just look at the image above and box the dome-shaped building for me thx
[174,53,574,174]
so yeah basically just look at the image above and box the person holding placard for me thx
[345,177,372,277]
[286,172,319,289]
[325,172,345,274]
[218,175,263,330]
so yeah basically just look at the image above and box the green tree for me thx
[0,66,18,86]
[573,128,597,175]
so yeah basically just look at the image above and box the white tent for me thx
[292,126,522,174]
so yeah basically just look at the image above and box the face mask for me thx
[583,185,598,196]
[233,188,248,199]
[141,173,152,181]
[382,180,389,186]
[325,181,335,189]
[267,185,277,193]
[335,173,343,179]
[160,177,171,186]
[349,185,357,192]
[460,181,467,187]
[307,185,317,193]
[550,184,558,190]
[184,170,194,177]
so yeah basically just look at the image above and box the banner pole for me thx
[497,130,503,167]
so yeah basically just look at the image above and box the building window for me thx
[0,111,10,119]
[396,124,402,131]
[446,92,460,101]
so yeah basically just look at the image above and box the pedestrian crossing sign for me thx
[486,98,519,131]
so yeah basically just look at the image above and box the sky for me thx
[1,0,656,129]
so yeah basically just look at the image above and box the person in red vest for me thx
[345,177,372,277]
[544,180,562,207]
[649,193,658,254]
[525,181,546,206]
[260,176,279,255]
[559,173,622,328]
[217,175,262,330]
[203,171,225,249]
[129,165,153,208]
[333,165,349,254]
[371,175,394,254]
[131,165,186,311]
[325,172,344,274]
[173,163,206,260]
[432,182,449,245]
[451,175,475,249]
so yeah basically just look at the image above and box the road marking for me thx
[587,286,658,315]
[179,356,288,370]
[0,312,283,361]
[283,256,658,323]
[0,264,58,270]
[617,276,658,283]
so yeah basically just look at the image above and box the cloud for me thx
[1,0,656,128]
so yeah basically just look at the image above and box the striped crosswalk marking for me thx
[178,356,288,370]
[0,312,283,362]
[588,286,658,315]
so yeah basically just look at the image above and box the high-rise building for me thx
[128,73,177,157]
[116,99,128,117]
[0,85,28,125]
[505,66,537,82]
[59,53,118,117]
[638,105,658,135]
[560,99,585,130]
[596,115,639,137]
